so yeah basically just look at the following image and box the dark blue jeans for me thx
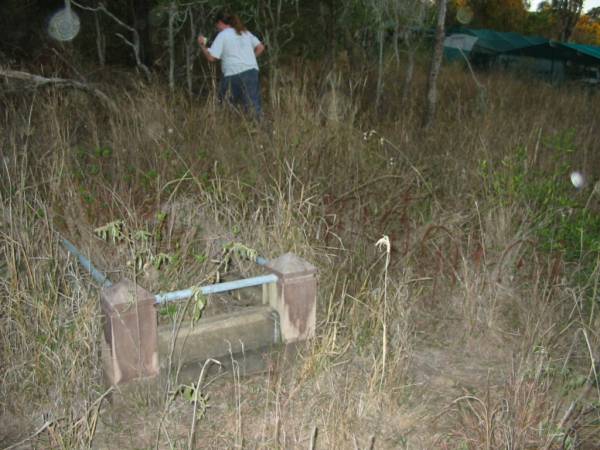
[219,69,262,117]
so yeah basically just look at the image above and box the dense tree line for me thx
[449,0,600,43]
[0,1,424,65]
[0,1,441,98]
[2,0,598,127]
[2,1,597,78]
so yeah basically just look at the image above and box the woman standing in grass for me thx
[198,11,265,117]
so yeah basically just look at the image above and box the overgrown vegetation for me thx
[1,54,600,449]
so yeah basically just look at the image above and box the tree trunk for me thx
[186,7,197,98]
[401,1,426,106]
[131,0,154,66]
[554,0,583,42]
[423,0,447,129]
[168,2,176,92]
[260,0,282,108]
[401,44,414,106]
[375,26,385,113]
[93,8,106,66]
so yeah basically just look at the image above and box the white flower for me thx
[375,235,390,254]
[362,129,377,141]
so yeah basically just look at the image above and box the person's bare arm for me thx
[254,43,265,57]
[198,36,218,62]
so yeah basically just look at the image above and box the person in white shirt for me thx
[198,11,265,117]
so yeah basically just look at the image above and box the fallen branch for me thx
[3,420,54,450]
[0,67,118,112]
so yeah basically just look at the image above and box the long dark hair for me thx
[215,11,246,35]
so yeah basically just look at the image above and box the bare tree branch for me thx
[72,0,151,78]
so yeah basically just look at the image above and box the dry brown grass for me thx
[1,61,599,448]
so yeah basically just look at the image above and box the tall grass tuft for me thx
[1,62,599,447]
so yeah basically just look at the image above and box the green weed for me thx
[481,129,600,312]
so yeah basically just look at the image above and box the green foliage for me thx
[153,252,172,269]
[191,288,206,326]
[74,145,114,185]
[94,219,175,273]
[525,6,559,38]
[481,129,600,297]
[94,220,126,243]
[539,421,576,449]
[78,187,95,205]
[172,382,209,415]
[223,242,258,262]
[194,252,207,264]
[142,169,159,187]
[159,303,178,319]
[467,0,529,33]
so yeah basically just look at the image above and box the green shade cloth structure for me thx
[445,27,600,65]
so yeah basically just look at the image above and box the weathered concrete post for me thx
[100,279,159,385]
[264,253,317,342]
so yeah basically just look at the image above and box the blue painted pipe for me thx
[61,238,113,288]
[61,236,272,300]
[155,273,278,304]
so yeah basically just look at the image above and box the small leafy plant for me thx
[481,131,600,278]
[94,219,174,274]
[480,130,600,325]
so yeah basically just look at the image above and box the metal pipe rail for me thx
[61,238,113,288]
[154,273,278,304]
[60,237,275,304]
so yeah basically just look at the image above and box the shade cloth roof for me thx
[447,28,600,65]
